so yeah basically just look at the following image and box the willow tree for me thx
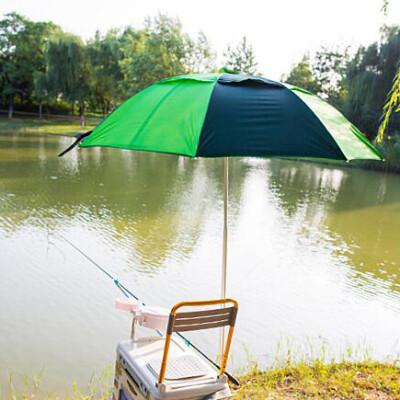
[378,69,400,142]
[339,26,400,139]
[46,33,91,125]
[377,0,400,142]
[86,29,123,115]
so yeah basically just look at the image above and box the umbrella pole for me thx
[220,157,229,356]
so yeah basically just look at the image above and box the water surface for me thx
[1,132,400,392]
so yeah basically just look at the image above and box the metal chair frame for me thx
[158,298,238,385]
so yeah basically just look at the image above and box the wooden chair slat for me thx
[174,319,229,332]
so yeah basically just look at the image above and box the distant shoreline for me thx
[2,115,399,174]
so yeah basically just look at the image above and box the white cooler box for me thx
[113,335,231,400]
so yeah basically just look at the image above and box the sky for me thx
[1,0,400,80]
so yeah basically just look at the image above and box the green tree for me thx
[119,14,192,95]
[0,12,57,118]
[86,29,123,115]
[344,26,400,139]
[33,70,49,118]
[283,27,400,141]
[186,32,216,73]
[312,47,348,107]
[223,36,258,75]
[377,1,400,143]
[45,33,91,125]
[377,27,400,142]
[283,56,321,94]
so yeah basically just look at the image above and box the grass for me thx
[3,367,113,400]
[232,338,400,399]
[2,329,399,399]
[3,361,400,400]
[0,116,99,136]
[233,361,400,400]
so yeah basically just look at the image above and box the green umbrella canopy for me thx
[78,73,381,161]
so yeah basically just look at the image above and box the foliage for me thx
[284,56,321,94]
[313,47,348,107]
[343,26,400,139]
[376,20,400,143]
[285,26,400,143]
[0,12,58,116]
[377,66,400,142]
[375,132,400,162]
[46,33,91,122]
[186,31,216,74]
[119,14,194,95]
[223,36,259,75]
[0,12,217,117]
[284,48,348,103]
[86,30,123,114]
[33,70,49,107]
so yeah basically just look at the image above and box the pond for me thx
[0,131,400,393]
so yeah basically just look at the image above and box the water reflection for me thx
[0,133,253,274]
[1,132,400,392]
[265,160,400,289]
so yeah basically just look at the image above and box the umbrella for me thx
[61,72,382,352]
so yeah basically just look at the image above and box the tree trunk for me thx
[8,93,14,119]
[39,103,43,119]
[45,96,50,118]
[79,105,85,126]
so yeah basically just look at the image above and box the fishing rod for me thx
[56,233,240,388]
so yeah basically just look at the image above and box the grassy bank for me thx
[4,361,400,399]
[0,116,99,136]
[235,361,400,400]
[293,157,400,174]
